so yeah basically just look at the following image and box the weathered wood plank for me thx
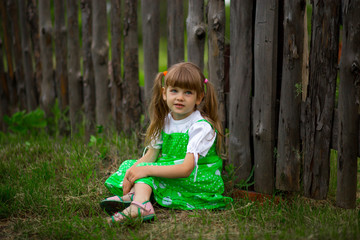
[19,0,37,111]
[207,0,226,134]
[253,0,279,195]
[303,0,340,200]
[39,0,55,117]
[67,0,83,133]
[336,0,360,209]
[331,110,360,156]
[81,0,95,140]
[123,0,141,135]
[0,38,9,131]
[0,1,14,95]
[301,7,309,102]
[54,0,68,111]
[187,0,205,71]
[27,0,41,102]
[276,0,306,191]
[167,0,184,67]
[92,0,110,128]
[0,1,19,114]
[142,0,160,109]
[9,0,26,110]
[111,0,123,131]
[228,0,253,183]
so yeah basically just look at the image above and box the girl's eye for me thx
[170,89,177,93]
[185,91,193,95]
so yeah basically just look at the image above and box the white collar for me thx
[167,110,203,125]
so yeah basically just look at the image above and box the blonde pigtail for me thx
[145,72,169,146]
[200,80,223,152]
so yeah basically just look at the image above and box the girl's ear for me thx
[162,87,167,101]
[196,92,204,105]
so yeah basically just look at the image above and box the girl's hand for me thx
[122,177,132,195]
[125,166,149,184]
[123,165,137,194]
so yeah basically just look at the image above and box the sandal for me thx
[100,192,134,216]
[108,200,156,224]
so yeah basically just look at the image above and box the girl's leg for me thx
[122,183,152,217]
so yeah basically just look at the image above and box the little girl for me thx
[101,62,232,223]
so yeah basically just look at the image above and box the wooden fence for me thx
[0,0,359,209]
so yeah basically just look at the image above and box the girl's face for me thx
[162,86,203,120]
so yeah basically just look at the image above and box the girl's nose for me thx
[176,93,184,101]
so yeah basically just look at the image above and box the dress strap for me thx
[142,146,148,157]
[196,119,210,124]
[185,119,212,134]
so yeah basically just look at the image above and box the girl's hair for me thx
[145,62,223,152]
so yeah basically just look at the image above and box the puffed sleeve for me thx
[187,121,216,156]
[187,121,216,182]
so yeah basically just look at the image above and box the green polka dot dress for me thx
[104,111,233,210]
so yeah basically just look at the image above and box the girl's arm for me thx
[123,148,160,194]
[125,153,196,184]
[133,147,160,166]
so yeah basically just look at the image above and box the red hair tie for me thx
[163,71,168,76]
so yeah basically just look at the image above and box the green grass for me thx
[0,127,359,239]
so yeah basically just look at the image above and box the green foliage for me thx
[88,125,109,159]
[273,147,278,159]
[49,99,70,137]
[2,100,71,138]
[223,163,235,183]
[223,164,255,190]
[236,167,255,190]
[3,108,47,135]
[295,82,303,97]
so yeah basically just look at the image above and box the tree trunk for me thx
[19,0,37,111]
[142,0,160,112]
[91,0,110,128]
[276,0,306,192]
[336,0,360,209]
[0,38,9,131]
[303,0,340,200]
[81,0,95,141]
[228,0,253,183]
[207,0,226,134]
[111,0,123,131]
[253,0,279,195]
[67,0,83,133]
[54,0,68,111]
[187,0,205,71]
[123,0,141,135]
[39,0,55,117]
[167,0,184,67]
[27,0,41,102]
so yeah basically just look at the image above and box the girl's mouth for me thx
[174,104,184,108]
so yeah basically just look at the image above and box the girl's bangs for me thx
[165,68,202,93]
